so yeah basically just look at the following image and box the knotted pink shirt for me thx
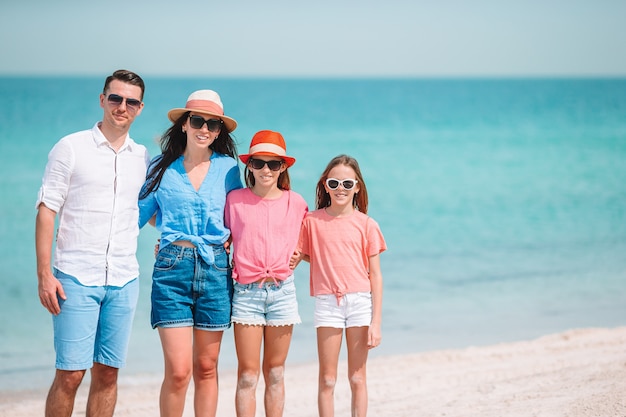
[225,188,308,284]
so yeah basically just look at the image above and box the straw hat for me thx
[239,130,296,167]
[167,90,237,132]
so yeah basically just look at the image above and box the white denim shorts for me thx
[314,292,372,328]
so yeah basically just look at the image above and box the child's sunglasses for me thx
[249,158,284,171]
[188,115,223,132]
[325,178,358,190]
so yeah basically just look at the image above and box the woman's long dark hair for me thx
[139,111,238,199]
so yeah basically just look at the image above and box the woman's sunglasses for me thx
[326,178,358,190]
[249,158,283,171]
[188,115,223,132]
[107,94,141,110]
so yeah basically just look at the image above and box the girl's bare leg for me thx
[346,326,369,417]
[316,327,343,417]
[234,324,264,417]
[262,325,294,417]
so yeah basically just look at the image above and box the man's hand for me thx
[38,270,65,315]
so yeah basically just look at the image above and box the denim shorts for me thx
[231,274,301,326]
[151,244,233,330]
[52,269,139,370]
[314,292,372,328]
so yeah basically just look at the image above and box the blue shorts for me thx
[52,269,139,370]
[314,292,372,328]
[231,274,301,326]
[151,244,233,330]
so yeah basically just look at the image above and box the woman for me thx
[138,90,242,417]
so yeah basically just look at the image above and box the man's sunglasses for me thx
[325,178,358,190]
[188,115,223,132]
[107,94,141,110]
[249,158,284,171]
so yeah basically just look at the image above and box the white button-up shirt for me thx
[36,122,150,287]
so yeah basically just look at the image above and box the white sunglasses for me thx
[325,178,358,190]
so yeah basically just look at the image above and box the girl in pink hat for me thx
[225,130,308,417]
[138,90,242,417]
[297,154,386,417]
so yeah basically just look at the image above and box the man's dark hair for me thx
[103,69,145,100]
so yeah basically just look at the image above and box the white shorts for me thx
[314,292,372,328]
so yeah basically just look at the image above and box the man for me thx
[35,69,149,417]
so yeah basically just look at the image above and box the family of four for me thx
[35,69,386,417]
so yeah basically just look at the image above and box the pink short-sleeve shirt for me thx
[299,209,386,298]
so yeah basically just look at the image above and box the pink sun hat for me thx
[167,90,237,132]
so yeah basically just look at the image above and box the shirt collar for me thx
[92,122,134,152]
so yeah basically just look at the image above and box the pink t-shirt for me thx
[298,209,387,298]
[225,188,308,284]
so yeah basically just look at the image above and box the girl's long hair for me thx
[139,111,238,199]
[315,154,368,213]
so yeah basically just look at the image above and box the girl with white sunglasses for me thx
[297,154,386,417]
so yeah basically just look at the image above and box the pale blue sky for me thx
[1,0,625,77]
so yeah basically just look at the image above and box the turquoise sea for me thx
[0,77,625,391]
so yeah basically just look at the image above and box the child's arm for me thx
[368,253,383,349]
[289,249,310,269]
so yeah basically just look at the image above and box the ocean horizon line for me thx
[1,74,625,81]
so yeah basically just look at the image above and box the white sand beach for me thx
[1,326,624,417]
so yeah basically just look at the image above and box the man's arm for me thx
[35,204,65,315]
